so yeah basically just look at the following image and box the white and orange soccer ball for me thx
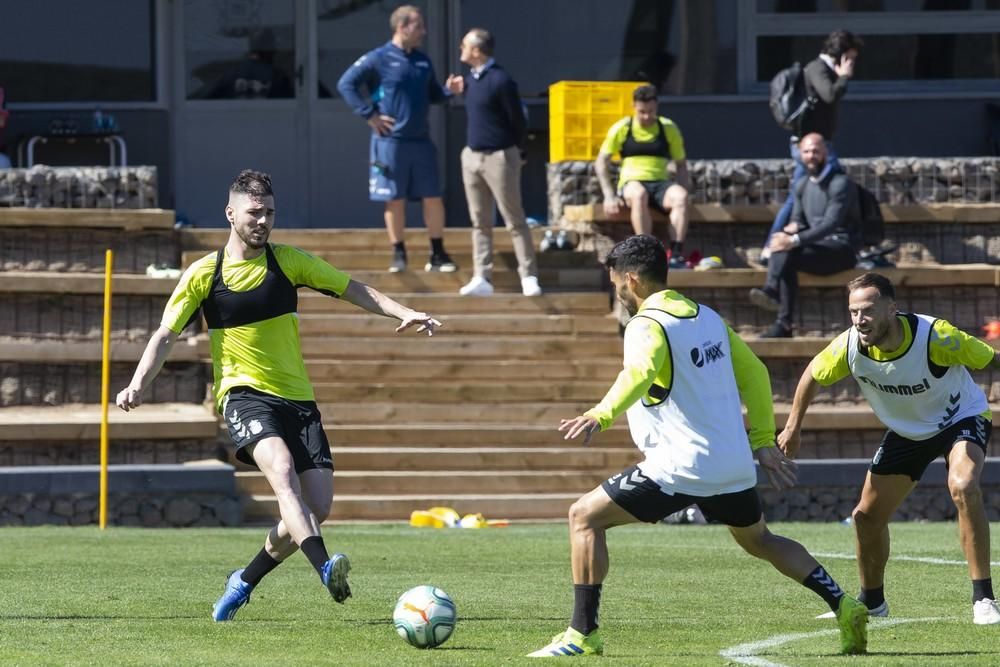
[392,585,457,649]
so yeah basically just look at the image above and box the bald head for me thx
[798,133,828,176]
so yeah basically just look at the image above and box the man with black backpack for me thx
[749,133,861,338]
[762,30,863,264]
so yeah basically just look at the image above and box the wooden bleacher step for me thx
[0,403,217,441]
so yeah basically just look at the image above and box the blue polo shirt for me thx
[336,41,449,140]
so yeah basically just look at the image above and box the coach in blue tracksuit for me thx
[337,4,459,274]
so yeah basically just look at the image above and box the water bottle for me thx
[555,230,575,251]
[93,108,105,134]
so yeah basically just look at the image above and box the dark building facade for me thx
[1,0,999,227]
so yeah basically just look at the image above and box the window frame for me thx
[3,0,166,111]
[741,9,1000,96]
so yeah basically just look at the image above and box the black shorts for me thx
[222,386,334,474]
[601,465,762,527]
[619,180,672,212]
[871,414,990,482]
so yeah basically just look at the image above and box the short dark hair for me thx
[390,5,421,32]
[230,169,273,198]
[632,84,658,104]
[605,234,668,284]
[847,272,895,300]
[822,29,863,59]
[465,28,494,56]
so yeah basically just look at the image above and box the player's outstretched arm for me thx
[341,280,442,336]
[116,326,179,412]
[778,360,821,459]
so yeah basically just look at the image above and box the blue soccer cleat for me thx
[322,553,352,603]
[212,569,253,622]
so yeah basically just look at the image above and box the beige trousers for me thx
[460,145,538,280]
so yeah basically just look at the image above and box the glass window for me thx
[758,32,1000,81]
[459,0,737,97]
[756,0,1000,12]
[316,0,429,99]
[0,0,154,103]
[184,0,296,100]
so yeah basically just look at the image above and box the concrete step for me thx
[0,403,218,441]
[236,469,607,496]
[297,313,616,337]
[182,249,599,271]
[313,382,611,403]
[245,492,582,522]
[304,359,621,382]
[298,290,610,314]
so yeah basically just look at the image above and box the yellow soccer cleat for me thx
[527,627,603,658]
[836,595,869,655]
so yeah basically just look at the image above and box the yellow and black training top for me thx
[161,243,350,411]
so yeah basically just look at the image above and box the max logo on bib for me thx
[690,341,725,368]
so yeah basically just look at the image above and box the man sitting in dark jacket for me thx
[750,133,860,338]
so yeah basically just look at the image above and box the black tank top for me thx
[619,118,671,160]
[201,243,298,329]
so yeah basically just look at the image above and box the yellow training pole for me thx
[99,249,114,529]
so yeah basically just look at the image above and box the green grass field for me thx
[1,523,997,666]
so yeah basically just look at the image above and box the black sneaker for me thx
[388,251,407,273]
[749,287,780,312]
[760,321,793,338]
[425,252,457,272]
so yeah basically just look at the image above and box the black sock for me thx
[430,237,445,255]
[801,565,845,613]
[973,578,995,603]
[570,584,602,635]
[858,585,885,610]
[300,536,330,576]
[670,241,683,256]
[240,548,281,587]
[392,241,406,256]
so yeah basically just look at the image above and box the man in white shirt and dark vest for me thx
[527,235,868,658]
[780,272,1000,625]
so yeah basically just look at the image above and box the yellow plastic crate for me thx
[549,81,647,162]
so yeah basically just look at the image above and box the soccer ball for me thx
[392,585,456,648]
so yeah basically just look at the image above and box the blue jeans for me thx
[765,140,840,245]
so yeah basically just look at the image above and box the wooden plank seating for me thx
[562,202,1000,225]
[0,208,175,230]
[0,403,217,441]
[8,216,1000,522]
[559,202,1000,267]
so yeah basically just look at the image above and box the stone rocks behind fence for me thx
[547,157,1000,223]
[0,463,240,527]
[0,166,157,208]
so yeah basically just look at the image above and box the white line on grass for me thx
[719,616,946,667]
[814,551,1000,567]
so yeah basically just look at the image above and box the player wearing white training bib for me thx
[623,303,758,496]
[528,235,869,659]
[780,272,1000,626]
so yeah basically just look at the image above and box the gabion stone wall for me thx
[759,485,1000,523]
[547,157,1000,223]
[0,492,241,527]
[0,165,158,208]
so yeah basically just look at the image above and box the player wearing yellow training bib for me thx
[594,85,691,267]
[528,235,869,659]
[116,169,442,624]
[780,272,1000,625]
